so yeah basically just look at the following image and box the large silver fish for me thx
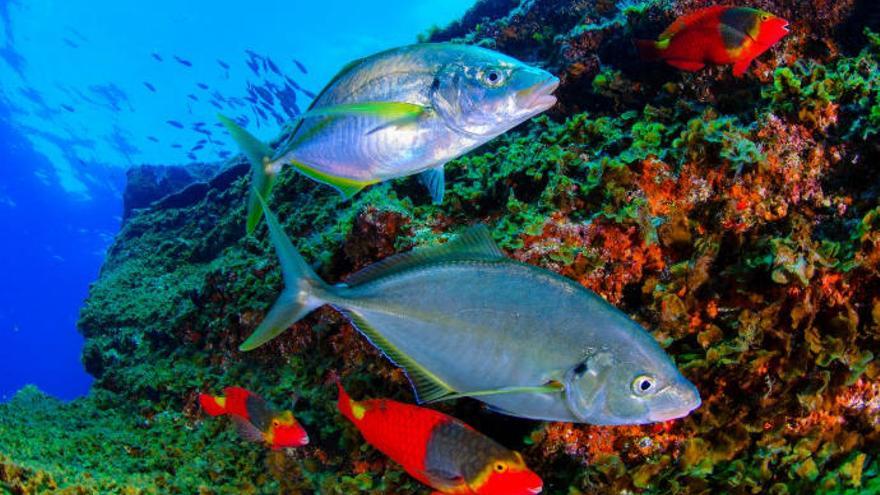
[220,43,559,233]
[245,196,701,425]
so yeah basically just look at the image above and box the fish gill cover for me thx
[1,0,880,494]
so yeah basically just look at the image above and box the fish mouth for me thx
[647,382,702,422]
[519,76,560,113]
[782,21,790,33]
[528,486,543,494]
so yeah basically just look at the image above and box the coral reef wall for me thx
[3,0,879,493]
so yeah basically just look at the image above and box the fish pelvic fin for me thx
[217,114,277,234]
[344,224,504,287]
[418,166,445,205]
[239,193,331,351]
[732,58,754,77]
[338,308,456,403]
[199,393,227,416]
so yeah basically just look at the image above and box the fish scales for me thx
[246,197,701,424]
[329,260,638,422]
[221,43,559,233]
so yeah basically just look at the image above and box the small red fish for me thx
[636,6,789,77]
[199,386,308,450]
[336,382,543,495]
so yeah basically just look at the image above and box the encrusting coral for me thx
[2,0,879,494]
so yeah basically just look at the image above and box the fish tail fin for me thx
[335,379,360,423]
[198,393,227,416]
[238,193,331,351]
[217,114,277,234]
[635,39,663,61]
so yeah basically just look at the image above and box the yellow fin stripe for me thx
[289,160,377,199]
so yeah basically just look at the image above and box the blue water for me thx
[0,0,474,401]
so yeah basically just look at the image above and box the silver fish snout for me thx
[648,379,701,422]
[518,74,560,113]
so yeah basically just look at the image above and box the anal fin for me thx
[289,161,376,199]
[338,308,456,403]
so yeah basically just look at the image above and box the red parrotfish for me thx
[336,382,543,495]
[199,386,309,450]
[636,6,790,77]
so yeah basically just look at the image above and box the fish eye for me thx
[494,462,508,473]
[480,69,506,88]
[632,375,656,396]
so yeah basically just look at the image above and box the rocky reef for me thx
[2,0,880,493]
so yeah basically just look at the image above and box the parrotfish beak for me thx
[517,75,560,114]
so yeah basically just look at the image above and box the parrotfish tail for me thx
[634,39,662,61]
[217,114,276,235]
[198,393,227,416]
[238,193,331,351]
[335,380,357,423]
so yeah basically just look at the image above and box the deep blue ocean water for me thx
[0,0,474,401]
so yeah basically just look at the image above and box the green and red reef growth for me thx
[2,0,880,494]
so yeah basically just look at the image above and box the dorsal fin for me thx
[659,6,728,40]
[343,224,504,287]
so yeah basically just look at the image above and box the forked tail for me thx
[238,193,331,351]
[634,39,663,61]
[217,114,276,234]
[198,393,227,416]
[335,379,360,423]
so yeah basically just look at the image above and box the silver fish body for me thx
[328,257,698,424]
[271,43,559,183]
[245,197,702,425]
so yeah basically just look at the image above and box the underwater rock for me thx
[123,163,221,220]
[1,0,878,493]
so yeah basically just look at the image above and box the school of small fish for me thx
[194,6,791,493]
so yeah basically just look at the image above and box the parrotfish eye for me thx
[493,461,508,473]
[760,13,770,21]
[632,375,656,396]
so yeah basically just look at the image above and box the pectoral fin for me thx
[419,166,445,204]
[420,469,465,491]
[231,416,267,444]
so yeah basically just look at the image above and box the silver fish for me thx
[244,197,701,425]
[220,43,559,233]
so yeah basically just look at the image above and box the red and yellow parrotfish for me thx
[199,386,309,450]
[336,382,543,495]
[636,6,790,77]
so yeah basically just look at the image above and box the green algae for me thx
[1,3,879,495]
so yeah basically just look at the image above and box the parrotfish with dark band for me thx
[218,42,559,233]
[241,194,701,425]
[636,6,789,77]
[337,381,543,495]
[199,386,309,450]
